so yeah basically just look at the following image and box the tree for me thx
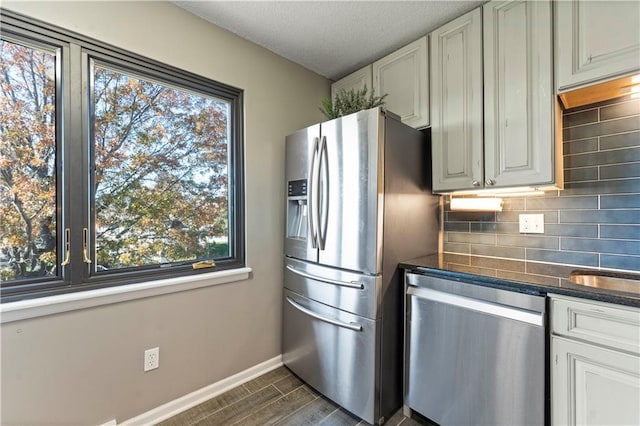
[1,38,230,282]
[0,39,57,281]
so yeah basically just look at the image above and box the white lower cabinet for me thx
[550,295,640,426]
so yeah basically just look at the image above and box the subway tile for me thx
[600,131,640,150]
[561,238,640,255]
[525,261,576,278]
[492,222,521,234]
[525,196,598,210]
[446,211,496,222]
[544,224,598,238]
[470,222,498,233]
[561,178,640,195]
[444,221,470,232]
[560,210,640,224]
[563,116,640,141]
[470,256,525,272]
[443,242,470,254]
[600,99,640,121]
[497,270,560,287]
[471,244,525,259]
[502,198,525,210]
[600,194,640,209]
[564,167,598,183]
[563,108,598,128]
[600,163,640,179]
[526,249,599,267]
[447,263,498,277]
[497,210,558,223]
[563,138,598,155]
[448,232,496,245]
[497,235,559,250]
[600,254,640,272]
[600,225,640,240]
[564,147,640,168]
[442,253,472,265]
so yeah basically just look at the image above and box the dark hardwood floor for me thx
[158,366,430,426]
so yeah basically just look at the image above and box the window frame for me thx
[0,10,245,302]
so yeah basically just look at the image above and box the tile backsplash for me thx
[443,96,640,273]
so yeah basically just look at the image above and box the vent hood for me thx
[559,74,640,109]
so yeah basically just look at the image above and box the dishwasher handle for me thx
[407,285,544,327]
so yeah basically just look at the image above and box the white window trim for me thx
[0,267,252,324]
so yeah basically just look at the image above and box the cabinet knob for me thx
[472,180,481,187]
[485,179,496,186]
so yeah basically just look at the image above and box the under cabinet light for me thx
[450,197,503,212]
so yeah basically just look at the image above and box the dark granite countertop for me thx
[400,253,640,308]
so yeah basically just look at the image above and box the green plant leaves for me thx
[319,85,387,119]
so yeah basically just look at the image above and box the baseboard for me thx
[121,355,283,425]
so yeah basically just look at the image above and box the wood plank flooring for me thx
[158,366,430,426]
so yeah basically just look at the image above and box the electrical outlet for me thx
[144,347,159,372]
[519,214,545,234]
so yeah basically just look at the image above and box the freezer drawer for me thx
[284,257,380,319]
[405,274,546,426]
[282,289,378,425]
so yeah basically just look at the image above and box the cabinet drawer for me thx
[550,294,640,354]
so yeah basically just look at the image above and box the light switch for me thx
[519,214,544,234]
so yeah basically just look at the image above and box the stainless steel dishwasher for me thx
[405,272,546,426]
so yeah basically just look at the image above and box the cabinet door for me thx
[483,0,555,188]
[430,8,483,192]
[551,336,640,426]
[556,0,640,91]
[330,65,372,102]
[373,36,429,129]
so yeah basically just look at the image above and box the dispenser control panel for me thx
[288,179,307,197]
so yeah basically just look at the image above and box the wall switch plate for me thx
[519,214,544,234]
[144,347,159,372]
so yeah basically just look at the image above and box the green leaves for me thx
[319,85,387,119]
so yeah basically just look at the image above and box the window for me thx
[0,11,244,302]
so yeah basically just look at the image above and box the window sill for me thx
[0,267,252,324]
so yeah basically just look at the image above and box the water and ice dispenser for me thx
[287,179,308,240]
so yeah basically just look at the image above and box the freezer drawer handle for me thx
[286,265,364,289]
[286,296,363,331]
[407,286,544,326]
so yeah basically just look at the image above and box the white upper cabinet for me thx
[430,9,483,192]
[373,36,429,129]
[483,0,556,188]
[556,0,640,91]
[431,0,559,193]
[330,65,373,101]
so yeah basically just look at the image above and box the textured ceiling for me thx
[172,1,486,80]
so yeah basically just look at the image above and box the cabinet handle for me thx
[471,180,481,187]
[485,179,496,186]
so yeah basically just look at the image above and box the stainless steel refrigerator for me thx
[282,107,439,425]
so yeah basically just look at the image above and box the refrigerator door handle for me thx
[286,265,364,289]
[318,135,329,250]
[308,136,319,249]
[285,296,363,331]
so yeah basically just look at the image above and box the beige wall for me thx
[0,2,329,424]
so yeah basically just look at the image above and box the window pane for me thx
[93,65,230,272]
[0,39,57,283]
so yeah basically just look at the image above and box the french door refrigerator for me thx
[283,107,438,425]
